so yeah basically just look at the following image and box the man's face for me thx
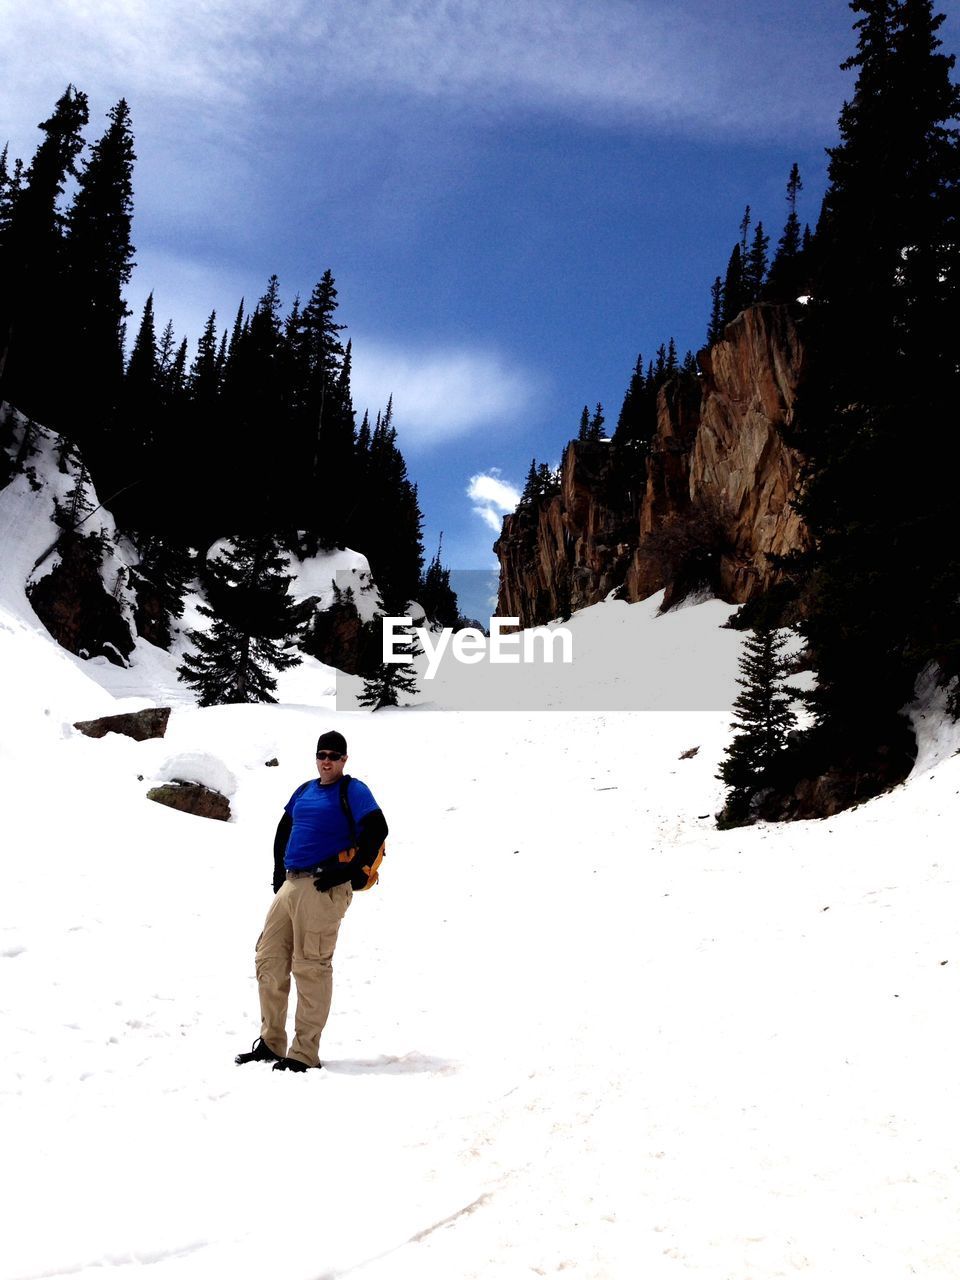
[316,749,347,785]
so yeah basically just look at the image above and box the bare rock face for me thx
[495,303,809,625]
[495,440,638,627]
[624,374,703,602]
[691,304,808,601]
[301,597,382,676]
[74,707,171,741]
[146,781,231,822]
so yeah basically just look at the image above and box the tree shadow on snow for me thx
[323,1052,457,1076]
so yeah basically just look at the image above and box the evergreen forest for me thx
[0,91,430,626]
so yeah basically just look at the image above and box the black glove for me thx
[313,854,354,892]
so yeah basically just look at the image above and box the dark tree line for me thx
[0,87,442,706]
[782,0,960,788]
[706,165,814,345]
[718,0,960,814]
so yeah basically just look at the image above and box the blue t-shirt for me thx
[283,776,380,870]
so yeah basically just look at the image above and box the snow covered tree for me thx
[130,535,192,650]
[53,457,95,531]
[717,625,797,826]
[177,536,302,705]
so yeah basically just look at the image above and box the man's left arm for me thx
[312,786,388,892]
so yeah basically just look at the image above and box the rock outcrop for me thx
[146,781,231,822]
[690,303,807,601]
[495,303,809,625]
[495,441,638,625]
[74,707,171,741]
[27,530,136,667]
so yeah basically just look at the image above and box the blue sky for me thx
[4,0,958,607]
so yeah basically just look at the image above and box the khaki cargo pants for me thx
[255,874,353,1067]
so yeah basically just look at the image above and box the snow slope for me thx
[2,461,960,1276]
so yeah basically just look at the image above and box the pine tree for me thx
[784,0,960,786]
[63,98,136,465]
[579,402,605,442]
[613,354,649,446]
[293,269,355,544]
[124,293,158,408]
[767,164,805,300]
[419,535,461,628]
[216,275,289,531]
[519,457,539,507]
[744,220,769,302]
[130,534,192,649]
[706,276,724,344]
[721,244,746,325]
[53,456,95,531]
[0,85,89,420]
[739,205,752,252]
[0,145,24,249]
[532,461,558,500]
[163,336,189,405]
[177,536,302,705]
[189,311,220,404]
[717,625,797,825]
[355,397,424,611]
[359,616,419,709]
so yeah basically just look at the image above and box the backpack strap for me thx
[338,775,357,846]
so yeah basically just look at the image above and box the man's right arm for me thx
[272,813,292,893]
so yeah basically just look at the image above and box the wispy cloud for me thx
[1,0,853,153]
[468,470,521,533]
[350,342,540,448]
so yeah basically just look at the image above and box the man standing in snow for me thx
[235,730,388,1072]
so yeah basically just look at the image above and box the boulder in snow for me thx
[74,707,171,741]
[146,782,231,822]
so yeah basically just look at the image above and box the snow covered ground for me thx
[3,456,960,1276]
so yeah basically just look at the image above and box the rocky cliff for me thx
[495,303,809,625]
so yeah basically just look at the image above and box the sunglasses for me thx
[316,751,345,762]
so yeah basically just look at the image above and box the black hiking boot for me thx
[272,1056,321,1072]
[235,1037,281,1065]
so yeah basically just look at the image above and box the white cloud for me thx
[350,342,540,448]
[0,0,850,157]
[468,469,521,534]
[468,472,521,511]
